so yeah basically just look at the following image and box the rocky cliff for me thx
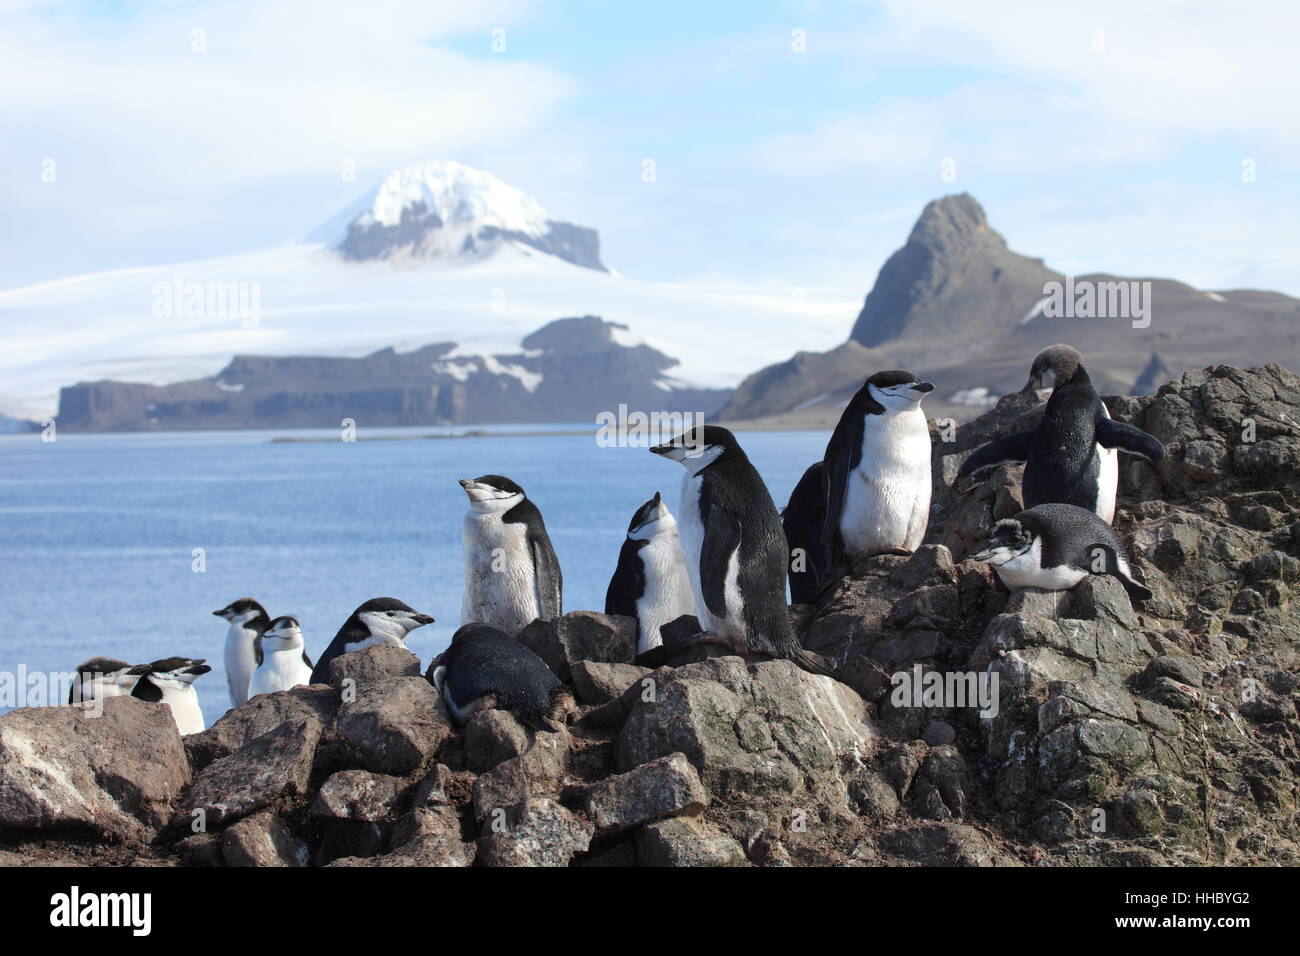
[2,363,1296,867]
[54,316,729,432]
[721,194,1300,424]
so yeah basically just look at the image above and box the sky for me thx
[3,0,1299,296]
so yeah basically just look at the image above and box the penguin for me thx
[247,616,314,698]
[430,623,575,730]
[459,475,563,634]
[604,492,699,655]
[128,657,211,736]
[213,597,271,708]
[650,425,827,673]
[309,597,434,684]
[956,345,1165,523]
[67,657,138,705]
[972,503,1152,601]
[784,370,935,601]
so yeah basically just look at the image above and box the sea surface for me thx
[0,423,830,726]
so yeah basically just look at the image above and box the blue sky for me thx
[3,0,1298,296]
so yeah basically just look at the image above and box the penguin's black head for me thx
[459,475,525,512]
[74,657,131,678]
[129,657,211,686]
[1024,344,1084,394]
[972,518,1036,567]
[350,597,435,638]
[864,370,934,410]
[627,491,673,539]
[214,597,269,626]
[650,425,740,473]
[263,615,305,646]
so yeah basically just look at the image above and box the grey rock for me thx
[334,676,451,775]
[180,718,320,828]
[464,709,531,773]
[222,811,309,867]
[583,753,707,833]
[516,611,638,682]
[328,645,421,692]
[571,660,651,706]
[636,816,745,867]
[475,797,593,867]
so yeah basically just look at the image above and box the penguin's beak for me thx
[911,382,935,394]
[648,443,671,457]
[410,613,435,627]
[972,546,996,563]
[212,609,225,617]
[187,663,212,677]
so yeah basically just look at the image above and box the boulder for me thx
[328,645,422,693]
[185,685,338,771]
[333,676,452,775]
[179,718,320,828]
[464,709,531,773]
[311,770,404,823]
[471,728,571,820]
[583,753,707,833]
[222,811,309,867]
[0,697,190,841]
[516,611,637,682]
[636,816,745,867]
[571,661,651,706]
[475,798,593,867]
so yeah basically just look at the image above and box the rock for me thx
[330,800,475,867]
[475,798,593,867]
[185,685,338,771]
[583,753,707,833]
[617,658,873,805]
[222,812,309,867]
[334,676,452,775]
[180,718,320,828]
[0,697,190,841]
[571,661,651,706]
[1139,655,1204,689]
[310,770,404,823]
[328,645,422,693]
[463,709,531,773]
[877,823,1012,866]
[175,832,224,866]
[471,728,571,820]
[923,720,956,746]
[636,816,745,867]
[516,611,638,682]
[848,771,901,820]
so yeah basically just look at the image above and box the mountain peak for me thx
[909,193,1000,250]
[317,161,606,271]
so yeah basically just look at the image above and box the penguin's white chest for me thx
[248,649,312,698]
[1094,403,1119,523]
[461,512,539,634]
[840,408,932,554]
[676,474,745,640]
[224,623,260,707]
[993,538,1088,592]
[633,532,695,653]
[160,686,205,736]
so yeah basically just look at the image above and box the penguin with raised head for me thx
[309,597,434,684]
[430,623,575,730]
[783,370,935,601]
[247,616,314,697]
[67,657,138,705]
[213,597,271,707]
[973,503,1152,601]
[650,425,827,673]
[956,345,1165,523]
[459,475,562,634]
[604,491,698,655]
[128,657,211,736]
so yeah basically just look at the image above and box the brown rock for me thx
[311,770,404,823]
[185,685,337,772]
[516,611,637,682]
[464,709,531,773]
[180,718,320,828]
[636,816,745,867]
[475,797,593,867]
[222,811,308,867]
[328,645,422,693]
[583,753,707,833]
[571,661,651,706]
[334,676,451,775]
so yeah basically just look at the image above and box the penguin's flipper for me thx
[1095,417,1166,461]
[699,493,741,620]
[956,429,1037,479]
[301,650,314,669]
[254,634,265,667]
[604,539,646,618]
[532,535,564,620]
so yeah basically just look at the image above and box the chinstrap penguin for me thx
[213,597,271,708]
[68,657,138,705]
[604,491,698,655]
[247,615,314,697]
[956,345,1164,523]
[785,370,934,602]
[431,623,575,730]
[973,503,1152,601]
[128,657,211,736]
[459,474,563,634]
[309,597,434,684]
[651,426,828,673]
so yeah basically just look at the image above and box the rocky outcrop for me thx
[55,315,730,432]
[1,364,1296,866]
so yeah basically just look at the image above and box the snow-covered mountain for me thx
[309,161,604,271]
[0,161,856,421]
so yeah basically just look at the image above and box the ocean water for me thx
[0,424,830,726]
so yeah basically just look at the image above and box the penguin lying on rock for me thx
[957,345,1165,523]
[68,657,139,705]
[430,623,575,731]
[972,503,1153,601]
[128,657,212,736]
[650,426,830,675]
